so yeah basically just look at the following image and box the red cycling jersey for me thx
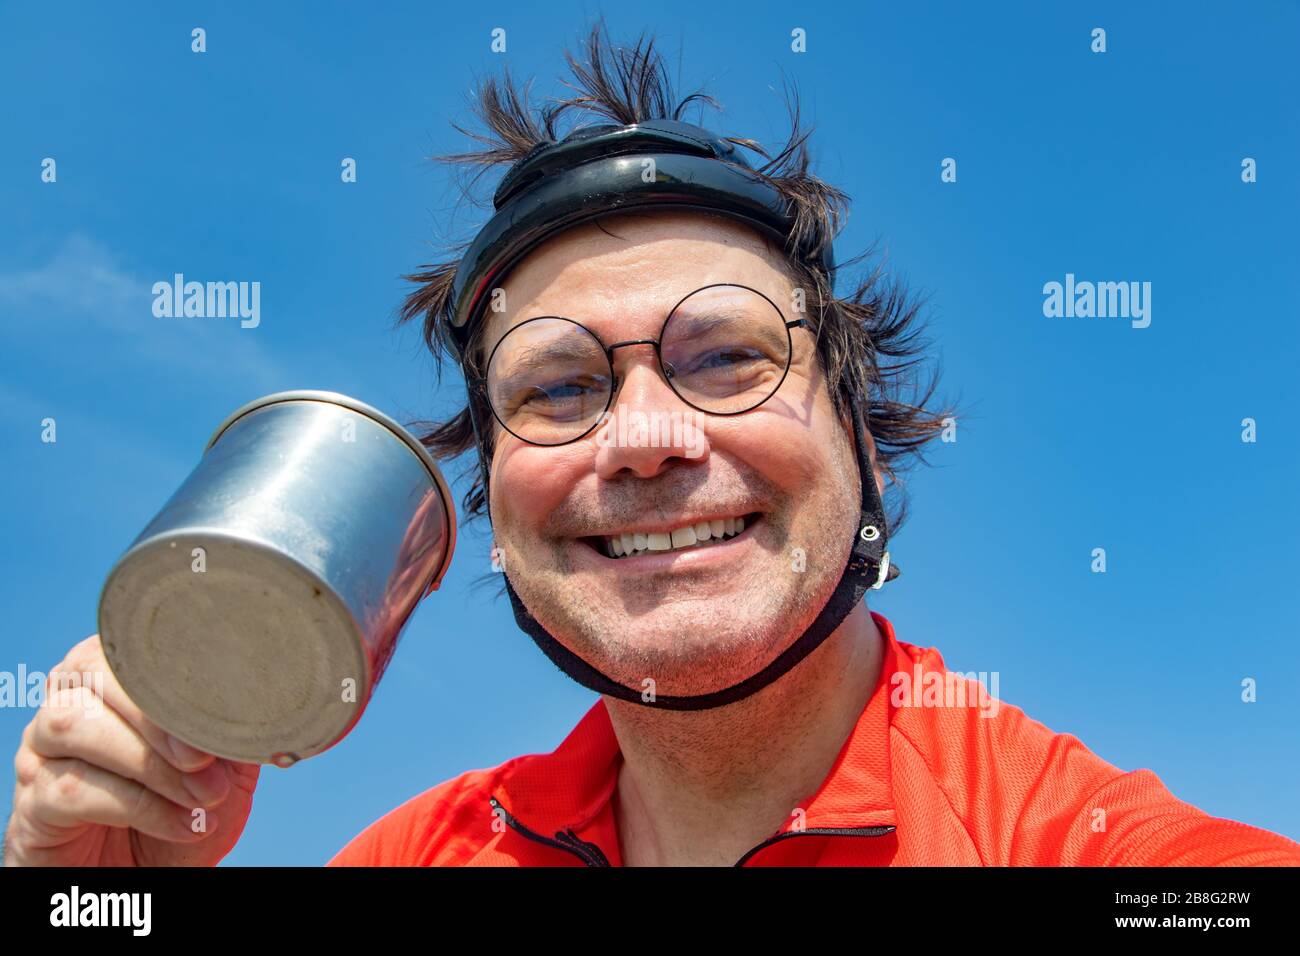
[328,611,1300,866]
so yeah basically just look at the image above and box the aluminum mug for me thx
[97,391,456,766]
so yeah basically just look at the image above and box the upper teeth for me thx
[603,516,748,558]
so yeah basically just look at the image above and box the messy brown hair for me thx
[397,18,959,539]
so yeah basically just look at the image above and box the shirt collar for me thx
[492,609,902,838]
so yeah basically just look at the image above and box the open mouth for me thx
[579,512,762,560]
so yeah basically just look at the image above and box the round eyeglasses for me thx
[480,283,807,446]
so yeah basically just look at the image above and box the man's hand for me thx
[4,634,260,866]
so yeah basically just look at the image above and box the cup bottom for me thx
[99,532,369,765]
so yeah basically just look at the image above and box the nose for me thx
[592,350,711,480]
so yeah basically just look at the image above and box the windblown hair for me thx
[398,18,959,538]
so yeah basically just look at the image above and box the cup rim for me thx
[204,390,457,595]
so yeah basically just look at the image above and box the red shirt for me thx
[327,611,1300,866]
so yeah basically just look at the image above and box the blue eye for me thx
[507,373,610,419]
[706,348,760,368]
[678,346,764,375]
[539,380,594,399]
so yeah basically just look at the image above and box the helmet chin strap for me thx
[476,396,897,712]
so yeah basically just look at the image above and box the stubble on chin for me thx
[503,501,854,697]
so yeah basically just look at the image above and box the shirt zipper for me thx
[490,795,894,867]
[489,796,612,866]
[732,824,896,866]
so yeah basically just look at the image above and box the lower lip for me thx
[572,519,761,573]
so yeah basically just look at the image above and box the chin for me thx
[566,606,789,686]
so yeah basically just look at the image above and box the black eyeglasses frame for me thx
[477,282,808,448]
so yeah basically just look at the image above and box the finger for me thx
[223,759,262,795]
[53,635,216,773]
[24,757,219,845]
[27,685,231,812]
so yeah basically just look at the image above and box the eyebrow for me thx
[493,337,603,377]
[667,308,786,347]
[663,310,738,339]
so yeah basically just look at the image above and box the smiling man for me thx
[323,26,1300,867]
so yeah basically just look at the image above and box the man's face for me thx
[481,211,882,696]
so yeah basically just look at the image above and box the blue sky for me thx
[1,1,1296,864]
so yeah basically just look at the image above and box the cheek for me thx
[706,417,837,512]
[723,378,843,495]
[490,439,589,535]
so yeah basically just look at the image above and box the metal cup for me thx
[97,391,455,766]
